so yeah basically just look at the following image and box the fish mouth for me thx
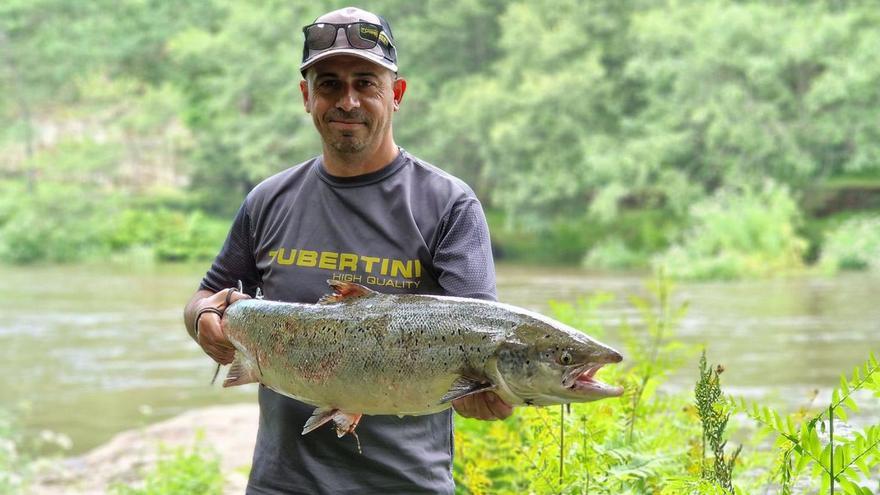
[563,364,623,397]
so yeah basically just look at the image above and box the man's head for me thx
[300,7,406,163]
[300,7,398,77]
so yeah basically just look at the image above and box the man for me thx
[183,6,512,494]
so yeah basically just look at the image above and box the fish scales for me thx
[226,295,508,414]
[220,281,623,440]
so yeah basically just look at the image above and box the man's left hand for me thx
[452,391,513,420]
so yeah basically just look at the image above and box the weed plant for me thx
[110,438,224,495]
[735,354,880,494]
[454,275,703,494]
[453,275,879,494]
[0,404,72,495]
[818,215,880,273]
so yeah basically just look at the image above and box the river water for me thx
[1,263,878,455]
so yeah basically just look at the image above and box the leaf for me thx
[838,477,858,494]
[819,442,832,471]
[832,447,845,477]
[795,450,810,472]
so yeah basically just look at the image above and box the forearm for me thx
[184,289,217,341]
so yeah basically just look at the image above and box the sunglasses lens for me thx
[305,23,338,50]
[347,23,379,49]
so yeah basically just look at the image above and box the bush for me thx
[818,215,880,273]
[0,180,229,265]
[657,181,807,280]
[488,209,681,266]
[111,440,223,495]
[108,209,228,262]
[0,182,117,264]
[582,238,645,270]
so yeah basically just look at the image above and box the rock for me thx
[29,404,259,495]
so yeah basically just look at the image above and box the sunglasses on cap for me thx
[303,22,395,58]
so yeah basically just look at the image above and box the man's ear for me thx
[300,80,310,113]
[392,77,406,111]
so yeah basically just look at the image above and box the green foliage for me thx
[0,181,227,264]
[618,273,692,441]
[582,238,645,271]
[694,352,741,493]
[0,405,72,495]
[454,275,704,494]
[818,215,880,273]
[111,439,223,495]
[734,353,880,494]
[108,209,228,262]
[4,0,880,270]
[0,182,117,264]
[658,181,807,280]
[0,409,27,494]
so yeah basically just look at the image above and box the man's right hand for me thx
[189,288,251,365]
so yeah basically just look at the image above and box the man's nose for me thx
[336,85,360,112]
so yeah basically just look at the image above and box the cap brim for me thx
[300,49,398,76]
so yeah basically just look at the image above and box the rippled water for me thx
[1,263,878,455]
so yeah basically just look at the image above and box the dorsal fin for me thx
[317,280,378,304]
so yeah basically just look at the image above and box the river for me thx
[1,263,878,455]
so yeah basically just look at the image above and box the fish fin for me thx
[318,280,378,304]
[333,412,363,454]
[439,377,496,404]
[223,354,259,388]
[302,407,338,435]
[332,412,362,438]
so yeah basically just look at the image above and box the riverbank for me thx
[30,404,258,495]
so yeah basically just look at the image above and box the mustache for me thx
[325,109,369,123]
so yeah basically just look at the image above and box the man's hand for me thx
[190,288,251,365]
[452,391,513,420]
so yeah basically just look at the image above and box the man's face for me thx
[300,55,404,155]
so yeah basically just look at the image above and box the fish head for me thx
[491,313,624,406]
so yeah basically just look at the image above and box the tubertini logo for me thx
[268,248,422,289]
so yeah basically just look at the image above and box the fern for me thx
[694,351,741,493]
[734,352,880,494]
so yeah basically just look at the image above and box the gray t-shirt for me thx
[200,149,496,494]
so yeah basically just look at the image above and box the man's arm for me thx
[184,288,250,365]
[430,196,512,420]
[185,201,260,364]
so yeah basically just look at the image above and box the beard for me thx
[320,109,387,155]
[329,133,368,153]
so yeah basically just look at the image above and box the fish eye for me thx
[559,350,573,365]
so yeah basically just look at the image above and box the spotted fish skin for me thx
[220,281,623,436]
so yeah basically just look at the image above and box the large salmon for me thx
[221,280,623,445]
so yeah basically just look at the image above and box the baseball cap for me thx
[300,7,398,76]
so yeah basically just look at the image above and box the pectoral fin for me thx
[223,354,259,388]
[440,377,496,404]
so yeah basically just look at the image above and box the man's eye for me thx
[318,81,339,89]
